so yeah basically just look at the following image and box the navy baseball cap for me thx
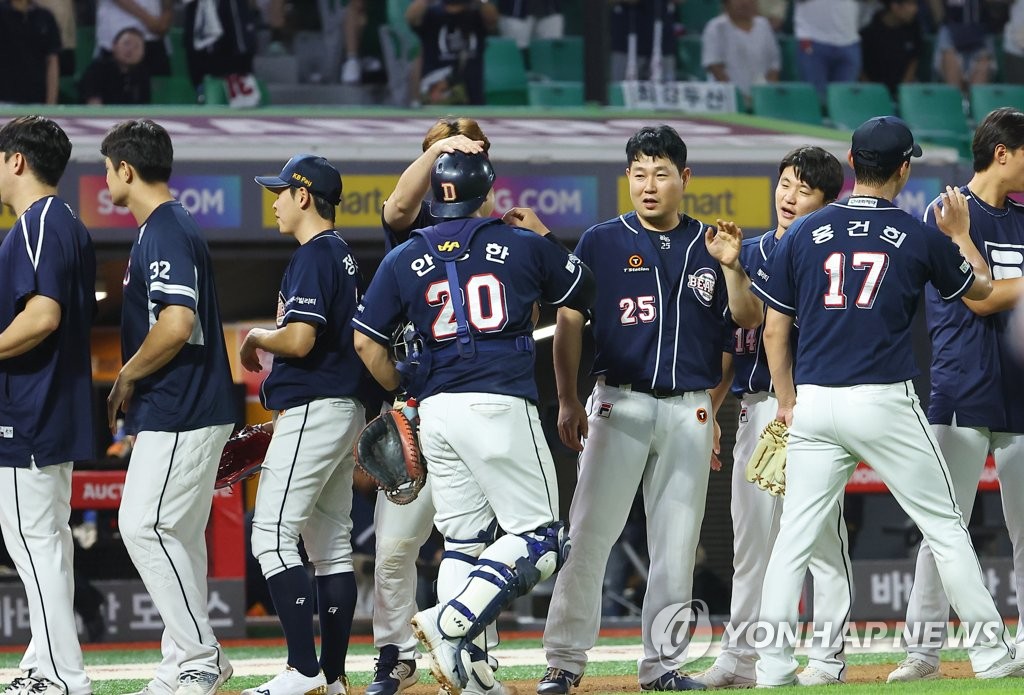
[254,154,342,206]
[851,116,923,168]
[429,151,496,218]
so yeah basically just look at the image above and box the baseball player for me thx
[538,125,761,694]
[694,146,854,689]
[102,120,237,695]
[366,117,491,695]
[353,151,595,695]
[0,116,95,695]
[889,107,1024,682]
[749,116,1024,685]
[238,155,366,695]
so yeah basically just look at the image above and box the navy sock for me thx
[267,566,320,677]
[316,572,357,682]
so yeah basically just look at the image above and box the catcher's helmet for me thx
[429,151,496,219]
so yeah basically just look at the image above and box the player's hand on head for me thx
[933,185,970,240]
[503,207,551,236]
[557,398,588,452]
[706,220,742,269]
[436,134,485,155]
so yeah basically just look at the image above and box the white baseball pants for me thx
[756,383,1015,686]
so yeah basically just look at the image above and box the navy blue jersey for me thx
[729,231,780,398]
[261,231,366,411]
[751,195,975,386]
[577,211,730,391]
[354,218,588,402]
[381,201,435,253]
[0,197,96,467]
[120,201,237,434]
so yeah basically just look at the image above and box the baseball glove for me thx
[215,424,272,489]
[355,407,424,505]
[745,420,789,496]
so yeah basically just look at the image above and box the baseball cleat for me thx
[640,670,707,691]
[886,657,939,683]
[411,606,464,695]
[3,675,36,695]
[326,676,350,695]
[240,668,327,695]
[689,664,755,689]
[175,665,234,695]
[19,679,65,695]
[366,646,418,695]
[795,667,843,686]
[976,655,1024,679]
[536,668,582,695]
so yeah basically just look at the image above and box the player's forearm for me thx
[722,266,763,329]
[763,311,795,409]
[0,295,61,361]
[949,233,993,300]
[354,331,401,392]
[710,352,734,416]
[119,305,194,382]
[553,308,585,403]
[963,277,1024,316]
[384,146,440,230]
[112,0,156,23]
[250,323,315,359]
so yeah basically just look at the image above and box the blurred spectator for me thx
[0,0,60,104]
[1004,0,1024,82]
[406,0,498,105]
[928,0,1003,91]
[609,0,678,82]
[793,0,862,100]
[497,0,564,59]
[183,0,256,89]
[701,0,780,107]
[95,0,172,76]
[341,0,366,83]
[860,0,922,99]
[758,0,790,31]
[79,27,151,104]
[36,0,76,75]
[258,0,290,53]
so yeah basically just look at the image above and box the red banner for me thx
[846,455,999,494]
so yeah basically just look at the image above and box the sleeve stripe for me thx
[941,273,974,301]
[750,281,796,312]
[352,317,389,340]
[150,281,198,301]
[283,309,326,322]
[551,264,583,305]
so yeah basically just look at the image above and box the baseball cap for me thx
[254,154,342,206]
[429,151,496,218]
[851,116,923,168]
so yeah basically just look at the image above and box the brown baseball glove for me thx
[355,408,424,505]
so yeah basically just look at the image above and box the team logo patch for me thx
[437,240,460,252]
[597,402,613,418]
[628,254,644,268]
[276,292,286,327]
[739,406,748,423]
[441,182,458,201]
[696,408,708,424]
[687,267,717,306]
[0,426,12,438]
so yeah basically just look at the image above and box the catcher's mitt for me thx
[355,408,424,505]
[745,420,788,496]
[216,424,272,489]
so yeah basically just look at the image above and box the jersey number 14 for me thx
[823,251,889,310]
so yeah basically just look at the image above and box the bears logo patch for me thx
[687,267,717,307]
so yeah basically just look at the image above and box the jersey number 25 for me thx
[426,274,508,339]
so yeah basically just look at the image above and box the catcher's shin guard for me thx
[438,522,569,643]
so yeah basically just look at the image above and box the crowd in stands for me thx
[0,0,1023,112]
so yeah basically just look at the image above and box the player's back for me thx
[758,195,974,386]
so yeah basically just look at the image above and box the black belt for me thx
[604,380,688,399]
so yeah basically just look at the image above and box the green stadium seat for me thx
[168,28,188,79]
[529,36,583,81]
[777,34,798,82]
[75,26,96,76]
[484,37,528,105]
[750,82,823,125]
[677,35,705,80]
[898,83,971,157]
[528,80,585,107]
[58,76,78,104]
[678,0,720,34]
[970,84,1024,120]
[152,76,197,104]
[607,81,625,107]
[826,82,895,131]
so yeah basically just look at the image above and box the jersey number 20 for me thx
[823,251,889,309]
[426,274,508,339]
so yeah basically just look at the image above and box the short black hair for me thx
[289,187,336,225]
[100,119,173,183]
[972,107,1024,172]
[0,116,72,187]
[625,125,688,172]
[853,156,905,187]
[778,146,844,203]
